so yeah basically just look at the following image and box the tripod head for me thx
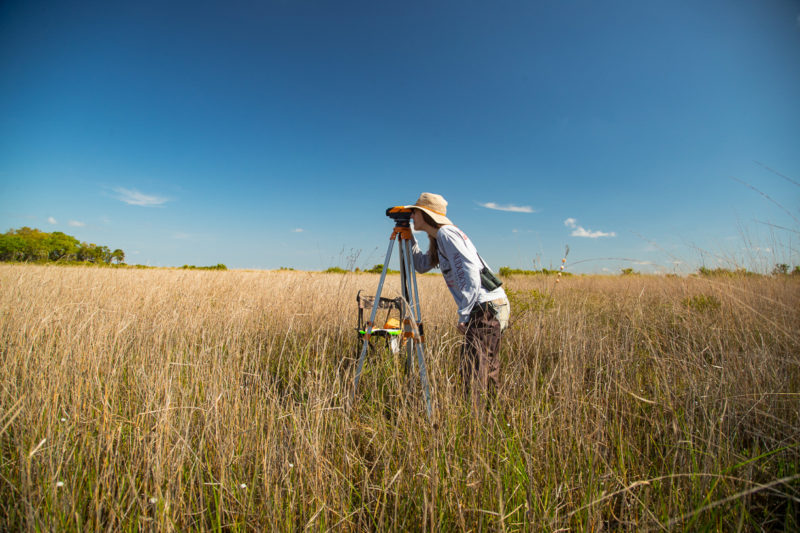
[386,206,412,228]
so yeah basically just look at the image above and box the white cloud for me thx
[571,227,616,238]
[47,217,57,224]
[114,187,168,207]
[292,228,304,233]
[479,202,535,213]
[68,220,85,227]
[564,217,615,238]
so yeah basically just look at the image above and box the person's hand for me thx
[457,322,468,334]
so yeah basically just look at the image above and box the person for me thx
[405,192,510,403]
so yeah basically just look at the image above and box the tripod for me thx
[352,207,432,419]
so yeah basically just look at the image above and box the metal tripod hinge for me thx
[352,225,433,419]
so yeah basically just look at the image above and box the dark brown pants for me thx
[461,305,502,400]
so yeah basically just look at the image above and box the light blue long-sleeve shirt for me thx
[410,225,507,325]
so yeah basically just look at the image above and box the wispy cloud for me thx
[68,220,85,227]
[564,218,616,238]
[114,187,168,207]
[571,227,616,238]
[291,228,304,233]
[47,217,57,224]
[479,202,535,213]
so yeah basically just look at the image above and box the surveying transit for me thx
[352,206,433,418]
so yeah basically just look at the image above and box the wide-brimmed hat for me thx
[405,192,452,225]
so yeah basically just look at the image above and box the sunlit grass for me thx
[1,264,798,530]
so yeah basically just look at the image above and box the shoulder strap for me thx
[437,226,489,269]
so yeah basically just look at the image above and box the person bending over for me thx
[406,192,510,403]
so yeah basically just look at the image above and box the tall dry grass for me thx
[1,264,798,531]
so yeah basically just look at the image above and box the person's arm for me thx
[410,234,435,273]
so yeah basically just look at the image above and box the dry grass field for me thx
[1,263,798,531]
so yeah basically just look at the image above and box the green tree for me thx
[47,232,80,261]
[14,227,49,261]
[772,263,789,275]
[76,243,111,263]
[0,227,124,265]
[76,244,92,262]
[0,233,25,261]
[99,245,112,264]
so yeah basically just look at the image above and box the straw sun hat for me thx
[405,192,453,225]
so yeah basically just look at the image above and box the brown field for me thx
[1,263,799,531]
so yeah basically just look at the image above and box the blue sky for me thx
[1,0,799,273]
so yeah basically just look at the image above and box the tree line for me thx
[0,227,125,264]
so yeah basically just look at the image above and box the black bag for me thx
[478,255,502,291]
[440,245,503,291]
